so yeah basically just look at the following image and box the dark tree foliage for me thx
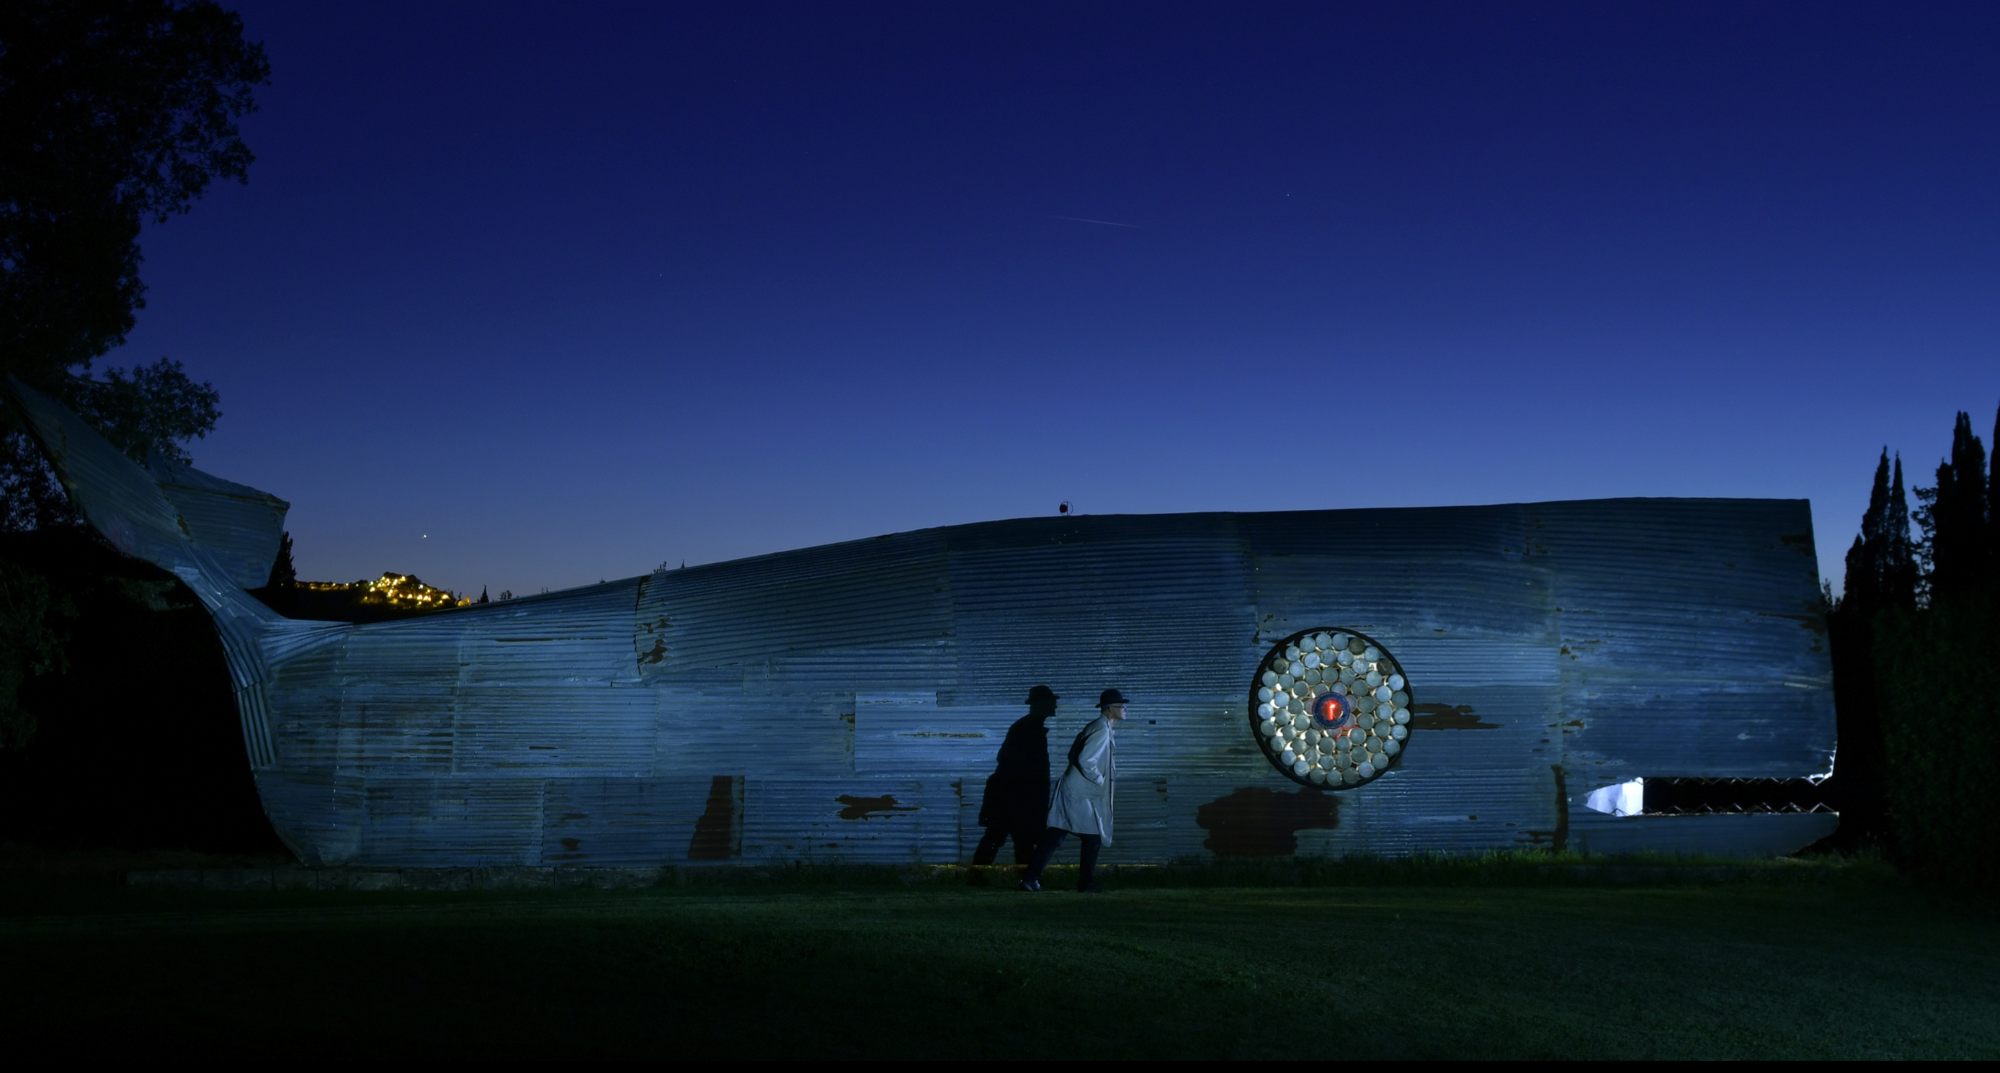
[1842,450,1919,618]
[0,557,74,750]
[0,357,221,530]
[0,527,279,850]
[1827,448,1918,848]
[0,1,263,528]
[1837,401,2000,873]
[1874,599,2000,886]
[1990,402,2000,589]
[0,0,268,387]
[1918,412,1992,604]
[266,530,294,588]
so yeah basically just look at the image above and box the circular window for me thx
[1249,628,1412,788]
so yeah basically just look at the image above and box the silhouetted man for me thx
[973,685,1058,865]
[1020,688,1125,894]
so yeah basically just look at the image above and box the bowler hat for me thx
[1096,688,1130,709]
[1026,685,1059,706]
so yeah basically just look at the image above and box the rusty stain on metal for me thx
[835,794,918,820]
[1195,787,1338,856]
[1541,765,1570,851]
[1408,704,1501,730]
[2,378,1843,866]
[689,776,742,860]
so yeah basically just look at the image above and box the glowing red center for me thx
[1312,692,1355,734]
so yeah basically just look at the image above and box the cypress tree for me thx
[1926,412,1990,603]
[1990,402,2000,587]
[1841,450,1916,615]
[1830,447,1912,849]
[1842,450,1893,616]
[266,531,296,589]
[1885,456,1918,609]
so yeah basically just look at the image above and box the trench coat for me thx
[1045,714,1115,843]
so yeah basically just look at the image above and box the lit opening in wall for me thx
[1584,779,1646,817]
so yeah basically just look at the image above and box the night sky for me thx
[118,1,2000,598]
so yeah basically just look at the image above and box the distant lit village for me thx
[296,573,471,612]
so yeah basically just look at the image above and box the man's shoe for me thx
[1018,878,1041,892]
[1078,882,1104,894]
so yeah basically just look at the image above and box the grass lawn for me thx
[1,859,1994,1058]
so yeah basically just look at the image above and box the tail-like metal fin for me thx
[3,376,342,769]
[146,448,290,591]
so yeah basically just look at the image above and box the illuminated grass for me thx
[0,863,1991,1058]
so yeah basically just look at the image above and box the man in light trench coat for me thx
[1020,688,1127,893]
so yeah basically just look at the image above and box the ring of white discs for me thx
[1255,631,1411,786]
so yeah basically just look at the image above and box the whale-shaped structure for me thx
[8,380,1837,864]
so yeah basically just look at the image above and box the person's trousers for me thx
[1023,826,1102,890]
[971,825,1039,865]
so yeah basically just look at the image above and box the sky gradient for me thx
[115,0,2000,598]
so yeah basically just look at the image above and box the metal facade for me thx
[8,381,1837,865]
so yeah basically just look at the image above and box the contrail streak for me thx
[1045,215,1141,228]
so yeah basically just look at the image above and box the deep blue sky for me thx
[118,1,2000,597]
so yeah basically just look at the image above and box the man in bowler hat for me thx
[1020,688,1127,893]
[973,685,1058,865]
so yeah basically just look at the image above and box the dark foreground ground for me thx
[1,852,1994,1059]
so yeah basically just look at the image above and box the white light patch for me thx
[1583,778,1645,817]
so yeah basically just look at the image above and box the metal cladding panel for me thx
[1568,811,1840,857]
[330,624,460,775]
[1237,504,1531,560]
[1098,777,1172,862]
[1248,557,1558,645]
[542,777,720,866]
[1319,766,1564,855]
[1397,686,1562,771]
[1394,639,1563,688]
[456,582,643,685]
[853,693,1022,773]
[655,687,855,776]
[260,620,351,665]
[1159,766,1556,860]
[1559,682,1835,779]
[740,778,962,863]
[944,514,1256,706]
[1238,506,1552,637]
[635,531,954,676]
[146,455,289,590]
[253,772,365,865]
[1533,499,1834,778]
[265,640,355,771]
[765,644,956,692]
[451,684,656,775]
[360,778,545,867]
[448,578,654,777]
[1108,701,1262,776]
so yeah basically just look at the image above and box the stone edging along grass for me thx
[125,853,1894,893]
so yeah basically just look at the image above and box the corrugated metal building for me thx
[8,380,1836,865]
